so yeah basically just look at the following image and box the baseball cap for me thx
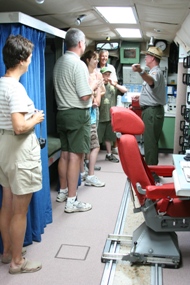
[100,66,112,74]
[141,46,163,59]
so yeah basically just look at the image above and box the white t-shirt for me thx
[0,77,35,130]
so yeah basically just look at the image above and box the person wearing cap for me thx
[131,46,166,165]
[97,50,119,155]
[98,66,127,163]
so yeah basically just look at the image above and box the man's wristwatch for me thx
[139,69,145,75]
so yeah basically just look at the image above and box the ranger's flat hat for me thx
[141,46,163,59]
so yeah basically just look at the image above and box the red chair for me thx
[109,106,190,268]
[131,97,142,118]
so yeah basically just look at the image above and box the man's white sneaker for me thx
[85,175,105,187]
[81,171,88,182]
[64,199,92,213]
[56,191,68,203]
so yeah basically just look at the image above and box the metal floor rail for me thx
[100,179,130,285]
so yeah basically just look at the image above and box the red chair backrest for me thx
[111,106,144,135]
[110,106,154,205]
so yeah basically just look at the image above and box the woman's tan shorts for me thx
[0,130,42,195]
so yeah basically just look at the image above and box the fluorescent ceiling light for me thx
[95,7,137,24]
[116,28,142,38]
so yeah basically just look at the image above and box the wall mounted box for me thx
[120,42,140,64]
[159,117,175,150]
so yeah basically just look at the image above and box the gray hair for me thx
[99,49,109,56]
[65,28,85,49]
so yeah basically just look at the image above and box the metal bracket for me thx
[102,244,179,268]
[102,223,180,268]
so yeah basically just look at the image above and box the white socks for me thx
[87,175,94,178]
[59,188,68,194]
[67,196,76,203]
[60,189,77,204]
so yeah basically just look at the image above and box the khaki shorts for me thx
[0,130,42,195]
[90,124,99,150]
[57,108,90,153]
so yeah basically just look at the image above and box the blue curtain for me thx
[0,24,52,253]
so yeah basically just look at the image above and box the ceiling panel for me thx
[137,5,189,24]
[0,0,190,43]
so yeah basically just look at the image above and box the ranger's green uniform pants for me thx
[141,105,164,165]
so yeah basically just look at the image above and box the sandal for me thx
[1,247,27,264]
[9,257,42,274]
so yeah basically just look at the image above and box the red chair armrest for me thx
[146,183,177,199]
[148,165,175,177]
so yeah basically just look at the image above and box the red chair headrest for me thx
[110,106,145,135]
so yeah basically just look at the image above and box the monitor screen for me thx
[124,48,136,58]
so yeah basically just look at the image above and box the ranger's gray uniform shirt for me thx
[139,66,166,106]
